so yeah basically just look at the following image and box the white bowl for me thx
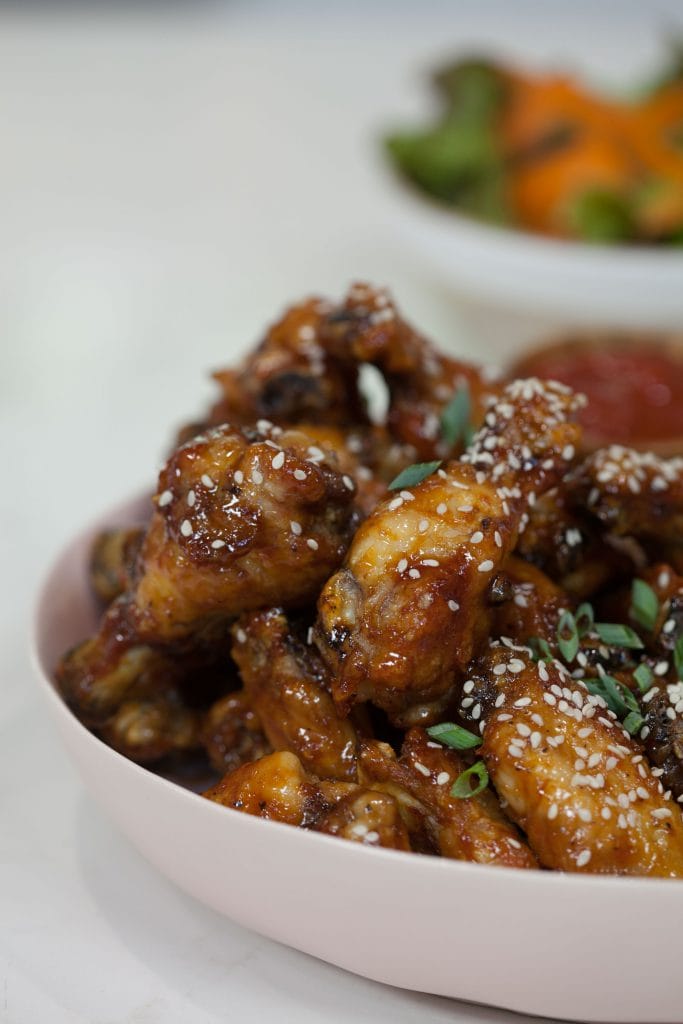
[387,180,683,360]
[33,496,683,1023]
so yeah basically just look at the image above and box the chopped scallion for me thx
[388,461,442,490]
[630,579,659,632]
[450,760,489,799]
[594,622,644,650]
[426,721,482,750]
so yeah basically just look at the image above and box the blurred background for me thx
[3,2,683,1021]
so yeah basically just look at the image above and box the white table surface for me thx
[2,3,682,1022]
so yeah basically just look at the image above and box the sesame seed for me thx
[158,489,173,507]
[448,600,459,612]
[419,519,429,533]
[653,808,672,820]
[517,724,531,737]
[494,693,505,707]
[548,803,558,820]
[493,664,507,676]
[187,489,196,507]
[271,451,285,470]
[211,539,225,549]
[514,697,532,708]
[251,469,263,485]
[463,680,475,694]
[294,469,307,481]
[636,787,649,800]
[414,762,431,777]
[576,850,591,868]
[436,503,447,515]
[471,704,482,720]
[422,558,439,567]
[562,445,575,461]
[397,558,408,573]
[494,531,502,547]
[470,531,484,543]
[201,474,215,489]
[290,521,302,536]
[388,497,403,511]
[306,538,319,551]
[342,475,354,491]
[234,470,244,485]
[478,560,494,573]
[436,772,450,786]
[408,568,421,579]
[180,519,193,537]
[578,808,592,823]
[236,628,247,644]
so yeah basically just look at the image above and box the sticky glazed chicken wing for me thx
[359,729,537,867]
[460,643,683,876]
[57,421,359,723]
[56,282,683,876]
[319,281,493,462]
[230,608,359,781]
[209,297,367,431]
[315,378,583,721]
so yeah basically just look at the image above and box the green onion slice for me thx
[630,579,659,632]
[675,636,683,681]
[584,674,639,718]
[594,623,644,650]
[529,636,553,663]
[633,663,654,694]
[557,610,579,663]
[426,722,482,750]
[623,711,646,736]
[440,383,473,448]
[388,461,442,491]
[450,760,489,799]
[575,602,594,638]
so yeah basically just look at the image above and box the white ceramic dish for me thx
[33,496,683,1023]
[386,179,683,360]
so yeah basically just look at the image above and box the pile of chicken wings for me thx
[57,283,683,876]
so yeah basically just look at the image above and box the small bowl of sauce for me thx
[511,332,683,455]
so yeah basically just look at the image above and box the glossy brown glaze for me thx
[231,608,359,781]
[315,378,583,721]
[461,643,683,876]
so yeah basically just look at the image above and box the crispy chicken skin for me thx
[231,608,359,781]
[319,282,492,461]
[461,643,683,876]
[57,422,358,721]
[359,729,537,867]
[315,378,583,720]
[209,297,367,430]
[200,691,271,776]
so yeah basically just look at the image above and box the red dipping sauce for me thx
[513,336,683,452]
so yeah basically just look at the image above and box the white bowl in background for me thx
[387,180,683,361]
[33,496,683,1023]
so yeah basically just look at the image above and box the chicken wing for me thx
[314,788,412,850]
[359,728,537,866]
[231,608,359,781]
[570,444,683,543]
[209,297,366,430]
[90,527,145,604]
[460,642,683,875]
[57,422,358,721]
[203,750,354,827]
[315,378,583,721]
[319,281,493,461]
